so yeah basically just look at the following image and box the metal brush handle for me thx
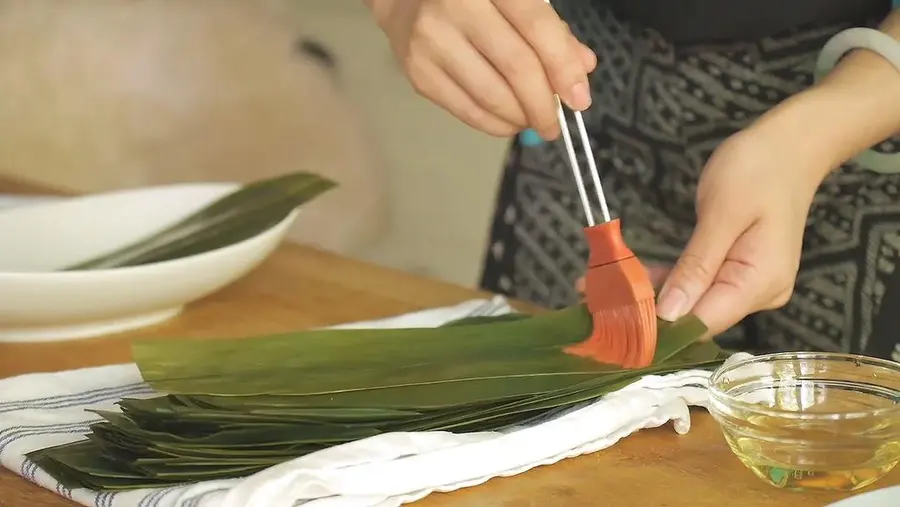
[555,100,610,226]
[542,0,610,226]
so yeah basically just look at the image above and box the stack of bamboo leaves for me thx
[28,305,725,490]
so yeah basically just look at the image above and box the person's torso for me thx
[596,0,893,44]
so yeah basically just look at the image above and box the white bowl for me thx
[0,183,297,342]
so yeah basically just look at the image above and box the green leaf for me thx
[64,171,337,270]
[653,314,709,363]
[28,306,722,490]
[440,313,533,327]
[131,305,601,397]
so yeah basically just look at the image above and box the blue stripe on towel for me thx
[0,383,152,414]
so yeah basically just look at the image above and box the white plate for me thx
[827,485,900,507]
[0,194,60,210]
[0,183,297,342]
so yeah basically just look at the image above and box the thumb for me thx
[657,217,744,322]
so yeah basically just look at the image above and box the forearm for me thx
[752,9,900,178]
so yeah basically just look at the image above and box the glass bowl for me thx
[707,352,900,492]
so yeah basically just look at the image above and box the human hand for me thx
[365,0,597,139]
[655,126,830,338]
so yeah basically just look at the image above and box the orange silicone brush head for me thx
[564,219,658,369]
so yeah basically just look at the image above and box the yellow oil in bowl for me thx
[708,352,900,491]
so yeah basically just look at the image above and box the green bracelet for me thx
[815,27,900,174]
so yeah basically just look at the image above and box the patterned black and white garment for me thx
[479,0,900,360]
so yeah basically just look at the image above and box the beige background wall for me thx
[0,0,510,288]
[288,1,509,286]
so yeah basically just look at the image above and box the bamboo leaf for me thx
[65,172,336,270]
[440,313,532,327]
[131,305,600,397]
[27,306,722,490]
[653,315,709,364]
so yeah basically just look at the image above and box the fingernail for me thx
[657,286,688,322]
[567,81,591,111]
[538,126,561,141]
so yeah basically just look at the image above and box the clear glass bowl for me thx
[707,352,900,492]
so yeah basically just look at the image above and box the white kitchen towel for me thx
[0,296,748,507]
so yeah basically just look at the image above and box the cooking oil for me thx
[715,375,900,492]
[725,433,900,491]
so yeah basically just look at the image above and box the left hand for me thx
[655,124,829,338]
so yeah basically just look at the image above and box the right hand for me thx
[365,0,597,140]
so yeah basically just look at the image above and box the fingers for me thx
[689,260,790,339]
[407,57,520,136]
[657,215,747,323]
[689,260,758,339]
[492,0,593,111]
[689,223,792,337]
[557,11,597,72]
[575,40,598,73]
[387,0,593,138]
[406,8,528,133]
[461,1,560,138]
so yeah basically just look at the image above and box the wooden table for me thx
[0,175,897,507]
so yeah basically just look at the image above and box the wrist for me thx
[742,88,847,189]
[746,21,900,181]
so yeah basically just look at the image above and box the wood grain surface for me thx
[0,175,897,507]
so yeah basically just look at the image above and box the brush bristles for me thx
[565,297,658,368]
